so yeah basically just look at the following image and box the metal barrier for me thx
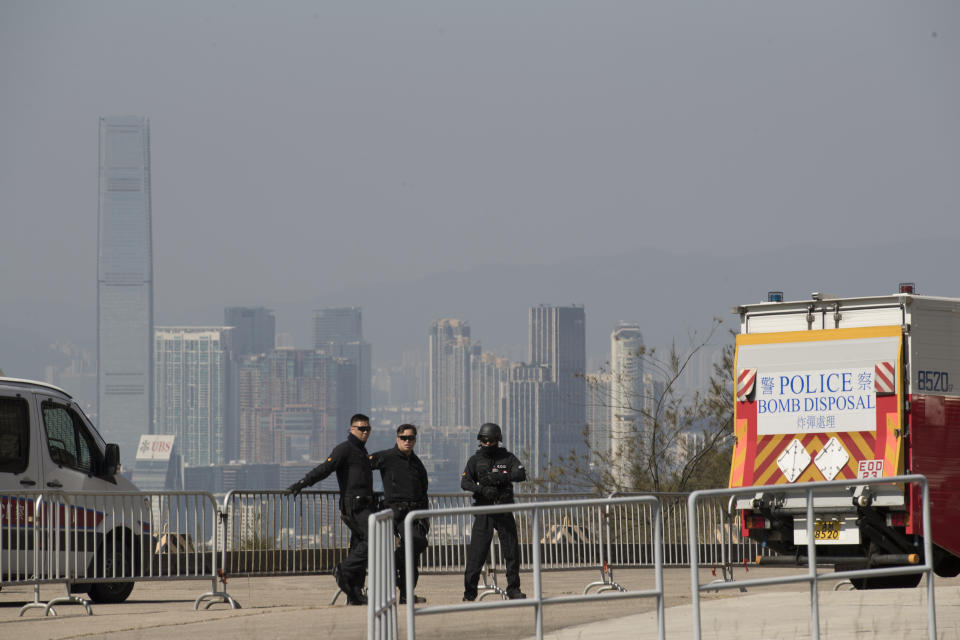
[687,475,937,640]
[220,489,347,578]
[419,492,764,583]
[1,490,237,615]
[367,508,400,640]
[399,495,666,640]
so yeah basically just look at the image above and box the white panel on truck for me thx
[908,301,960,398]
[836,307,904,328]
[745,313,815,333]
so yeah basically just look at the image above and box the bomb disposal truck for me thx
[728,286,960,588]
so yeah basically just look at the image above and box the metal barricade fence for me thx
[210,491,766,585]
[687,475,937,640]
[397,495,666,640]
[1,490,237,615]
[367,509,400,640]
[418,492,766,585]
[1,492,52,615]
[219,489,347,577]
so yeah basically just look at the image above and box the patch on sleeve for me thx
[327,457,332,462]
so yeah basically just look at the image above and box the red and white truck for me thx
[728,286,960,588]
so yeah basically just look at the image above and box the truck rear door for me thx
[729,326,905,500]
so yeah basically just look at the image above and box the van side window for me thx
[0,396,30,474]
[42,401,102,475]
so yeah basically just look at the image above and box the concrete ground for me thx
[0,567,956,639]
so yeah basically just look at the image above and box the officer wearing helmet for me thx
[460,422,527,601]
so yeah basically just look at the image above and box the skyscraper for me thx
[585,371,611,466]
[313,307,371,413]
[428,319,472,428]
[222,307,275,462]
[610,323,644,487]
[236,349,338,465]
[528,305,586,466]
[470,351,510,428]
[97,115,153,469]
[313,307,362,345]
[224,307,275,358]
[154,327,230,466]
[503,362,557,477]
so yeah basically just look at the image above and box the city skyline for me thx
[4,3,957,387]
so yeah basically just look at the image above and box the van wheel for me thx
[88,538,135,603]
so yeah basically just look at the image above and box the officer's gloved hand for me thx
[286,480,307,496]
[480,486,499,501]
[479,473,499,487]
[490,470,510,486]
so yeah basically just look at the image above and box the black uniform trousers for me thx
[339,506,373,598]
[463,512,521,598]
[393,516,429,596]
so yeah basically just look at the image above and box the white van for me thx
[0,377,145,602]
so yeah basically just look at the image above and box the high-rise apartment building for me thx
[428,319,472,428]
[470,352,510,428]
[97,115,154,468]
[222,307,275,462]
[313,307,371,413]
[154,327,230,466]
[236,349,342,465]
[610,323,644,487]
[528,305,586,468]
[224,307,275,358]
[585,371,611,466]
[503,363,557,477]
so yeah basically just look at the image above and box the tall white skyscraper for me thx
[610,323,644,488]
[154,327,230,466]
[97,116,153,469]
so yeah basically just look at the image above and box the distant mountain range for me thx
[3,238,957,380]
[294,237,959,364]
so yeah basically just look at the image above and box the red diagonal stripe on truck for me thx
[737,368,757,401]
[875,361,895,394]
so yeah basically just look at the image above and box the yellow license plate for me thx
[813,519,841,541]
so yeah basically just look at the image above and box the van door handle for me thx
[46,480,63,488]
[20,479,37,486]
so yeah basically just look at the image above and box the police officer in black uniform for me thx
[461,422,527,601]
[287,413,374,605]
[370,423,429,604]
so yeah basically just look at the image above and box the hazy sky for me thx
[1,1,958,369]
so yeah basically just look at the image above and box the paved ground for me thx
[0,567,956,639]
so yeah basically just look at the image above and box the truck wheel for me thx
[934,552,960,578]
[849,572,922,590]
[88,538,135,603]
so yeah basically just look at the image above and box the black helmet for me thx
[477,422,502,442]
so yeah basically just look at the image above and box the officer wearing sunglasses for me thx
[461,422,527,601]
[287,413,375,605]
[370,424,430,604]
